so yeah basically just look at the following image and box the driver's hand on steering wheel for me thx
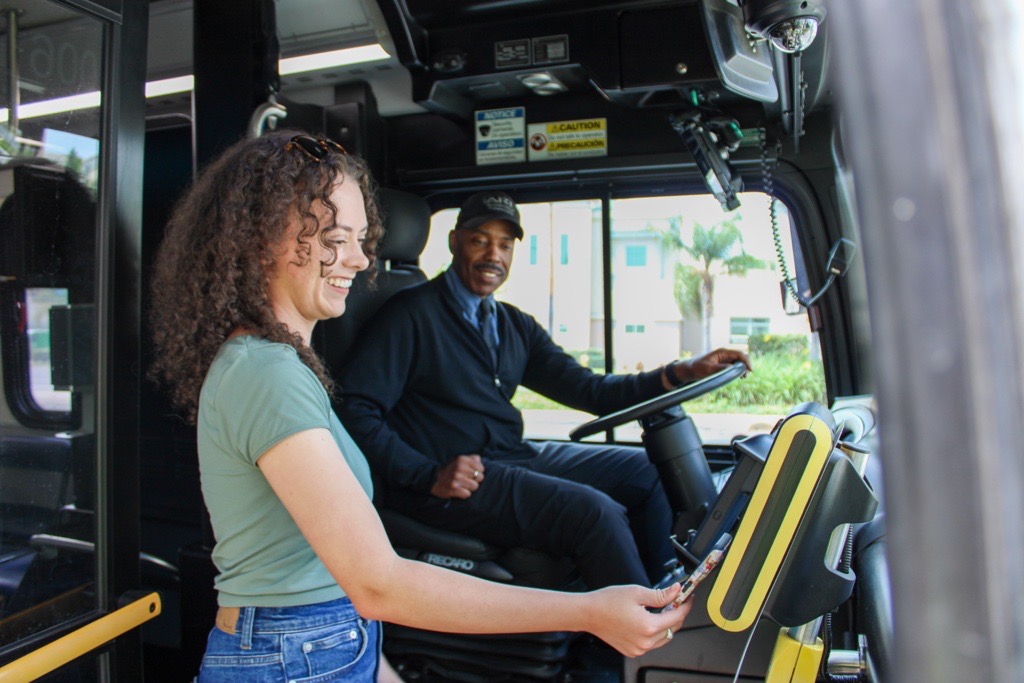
[663,348,752,390]
[430,454,485,500]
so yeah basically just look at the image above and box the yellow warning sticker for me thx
[528,118,607,161]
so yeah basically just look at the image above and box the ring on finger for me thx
[472,470,480,480]
[665,627,673,641]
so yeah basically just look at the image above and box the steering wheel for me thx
[569,361,748,441]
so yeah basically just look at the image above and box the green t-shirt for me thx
[197,336,373,607]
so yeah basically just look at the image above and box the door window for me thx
[0,0,103,649]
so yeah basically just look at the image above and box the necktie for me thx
[477,299,498,364]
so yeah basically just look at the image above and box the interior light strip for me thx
[0,91,102,123]
[279,43,390,75]
[146,75,195,98]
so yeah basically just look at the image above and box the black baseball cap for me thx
[454,191,524,240]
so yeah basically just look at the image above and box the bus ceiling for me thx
[376,0,830,128]
[147,0,830,205]
[367,0,830,205]
[148,0,829,132]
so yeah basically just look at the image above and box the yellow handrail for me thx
[0,592,162,682]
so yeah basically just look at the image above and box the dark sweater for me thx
[336,275,665,495]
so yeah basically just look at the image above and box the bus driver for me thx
[338,191,751,591]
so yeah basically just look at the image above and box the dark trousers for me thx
[386,441,676,589]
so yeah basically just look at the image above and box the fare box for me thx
[528,118,608,161]
[475,107,526,165]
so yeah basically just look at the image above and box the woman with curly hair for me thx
[149,130,691,682]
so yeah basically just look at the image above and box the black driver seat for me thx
[319,188,579,682]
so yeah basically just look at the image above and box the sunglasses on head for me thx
[285,134,347,162]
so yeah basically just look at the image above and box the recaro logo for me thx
[423,553,476,572]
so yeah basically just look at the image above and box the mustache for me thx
[474,262,506,276]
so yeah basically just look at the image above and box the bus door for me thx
[0,0,153,679]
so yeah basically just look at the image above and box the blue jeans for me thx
[196,597,380,682]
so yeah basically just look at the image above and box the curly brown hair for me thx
[148,130,383,422]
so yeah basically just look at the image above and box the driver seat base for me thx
[379,509,583,682]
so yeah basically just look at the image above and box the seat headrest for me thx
[377,188,431,262]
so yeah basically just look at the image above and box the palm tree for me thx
[655,215,767,353]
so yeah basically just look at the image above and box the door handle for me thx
[0,592,162,682]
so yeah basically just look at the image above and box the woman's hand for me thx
[585,583,693,658]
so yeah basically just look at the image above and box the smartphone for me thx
[669,535,732,609]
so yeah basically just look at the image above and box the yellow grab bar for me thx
[0,592,162,682]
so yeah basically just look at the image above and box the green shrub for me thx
[512,351,826,416]
[568,348,605,372]
[748,333,808,357]
[687,352,826,413]
[512,385,564,411]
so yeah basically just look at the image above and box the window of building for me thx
[529,235,538,265]
[559,234,569,265]
[625,245,647,267]
[730,317,771,344]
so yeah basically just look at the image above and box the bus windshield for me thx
[423,191,825,443]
